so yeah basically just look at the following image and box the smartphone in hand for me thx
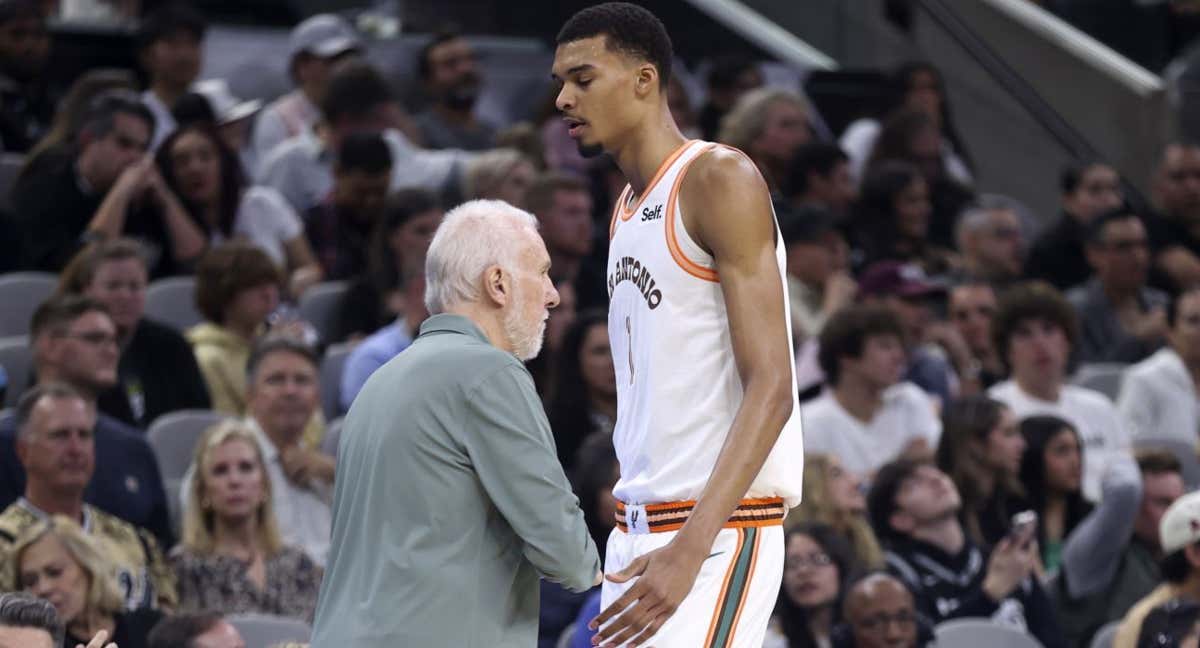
[1009,510,1037,547]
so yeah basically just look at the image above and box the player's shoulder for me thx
[685,143,763,189]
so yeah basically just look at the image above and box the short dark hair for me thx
[780,204,837,247]
[1060,160,1112,195]
[147,612,223,648]
[170,91,218,129]
[0,592,64,646]
[866,458,927,544]
[1083,207,1142,246]
[135,3,207,51]
[1168,287,1200,328]
[15,382,87,439]
[320,61,394,125]
[1136,448,1183,477]
[78,90,154,144]
[193,243,282,325]
[417,30,464,81]
[991,281,1078,368]
[526,172,589,217]
[30,294,110,340]
[336,131,393,176]
[706,54,757,90]
[785,142,849,198]
[818,305,904,385]
[556,2,673,89]
[246,335,319,382]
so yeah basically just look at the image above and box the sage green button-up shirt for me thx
[312,314,600,648]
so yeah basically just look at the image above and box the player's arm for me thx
[591,148,794,646]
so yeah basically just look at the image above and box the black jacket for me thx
[97,318,211,429]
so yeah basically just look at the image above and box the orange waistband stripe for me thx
[614,497,785,534]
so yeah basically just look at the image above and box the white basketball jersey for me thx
[606,139,804,509]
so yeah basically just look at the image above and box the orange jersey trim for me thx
[617,139,696,222]
[665,143,719,282]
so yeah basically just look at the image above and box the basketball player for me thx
[552,4,804,647]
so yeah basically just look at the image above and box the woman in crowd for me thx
[335,189,443,341]
[935,396,1027,547]
[172,420,322,620]
[718,87,812,194]
[764,523,857,648]
[851,161,956,275]
[462,148,538,209]
[546,310,617,474]
[157,123,322,297]
[789,454,883,572]
[10,516,162,648]
[58,238,211,428]
[1019,415,1093,574]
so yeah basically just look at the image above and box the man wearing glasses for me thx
[841,572,924,648]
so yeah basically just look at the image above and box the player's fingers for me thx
[590,580,646,630]
[606,554,650,583]
[595,598,659,645]
[624,611,667,647]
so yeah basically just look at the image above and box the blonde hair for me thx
[717,87,810,154]
[788,454,884,569]
[8,516,125,616]
[463,148,534,201]
[182,420,284,556]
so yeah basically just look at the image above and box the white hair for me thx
[424,199,540,314]
[955,195,1021,250]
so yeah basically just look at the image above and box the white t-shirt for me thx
[988,380,1131,501]
[234,185,303,267]
[801,382,942,475]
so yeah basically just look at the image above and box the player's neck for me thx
[612,112,687,198]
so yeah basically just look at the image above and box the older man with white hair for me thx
[311,199,601,647]
[954,196,1025,286]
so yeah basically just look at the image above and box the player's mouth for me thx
[564,116,588,138]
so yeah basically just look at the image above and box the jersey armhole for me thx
[665,144,720,282]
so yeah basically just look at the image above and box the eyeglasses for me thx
[785,552,833,571]
[58,331,119,348]
[853,611,918,632]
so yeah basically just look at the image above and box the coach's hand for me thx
[589,540,706,647]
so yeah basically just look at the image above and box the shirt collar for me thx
[17,498,93,533]
[244,417,282,463]
[417,313,493,345]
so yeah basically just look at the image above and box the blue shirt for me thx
[339,320,414,411]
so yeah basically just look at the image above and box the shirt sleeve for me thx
[252,109,289,173]
[1060,454,1142,599]
[461,363,600,592]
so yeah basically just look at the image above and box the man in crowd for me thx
[1149,143,1200,292]
[782,205,855,348]
[305,132,393,280]
[0,295,172,548]
[136,4,206,149]
[340,272,428,410]
[954,197,1025,287]
[0,593,62,648]
[784,142,856,220]
[1118,287,1200,443]
[526,172,594,287]
[414,31,496,151]
[0,0,53,152]
[1026,161,1124,290]
[948,281,1005,389]
[0,383,175,611]
[253,13,362,166]
[840,572,923,648]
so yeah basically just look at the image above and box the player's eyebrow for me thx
[551,63,595,81]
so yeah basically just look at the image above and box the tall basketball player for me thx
[552,4,805,647]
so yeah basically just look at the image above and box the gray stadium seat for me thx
[319,341,355,419]
[0,336,31,408]
[1090,620,1120,648]
[934,618,1042,648]
[1072,363,1128,401]
[227,613,311,648]
[320,417,343,459]
[0,272,57,337]
[1135,437,1200,489]
[298,280,349,345]
[144,276,201,332]
[147,410,232,483]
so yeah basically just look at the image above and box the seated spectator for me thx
[546,311,616,473]
[836,572,932,648]
[1119,287,1200,443]
[667,75,700,139]
[462,148,537,209]
[953,197,1025,287]
[1018,416,1094,573]
[187,243,282,416]
[1115,491,1200,648]
[0,0,54,153]
[867,459,1065,647]
[935,396,1026,547]
[1054,450,1177,647]
[763,524,856,648]
[1148,143,1200,293]
[0,592,64,648]
[717,87,812,194]
[339,273,427,412]
[948,282,1005,390]
[335,190,442,341]
[58,238,211,428]
[10,516,163,648]
[697,54,762,141]
[1136,599,1200,648]
[784,143,856,220]
[1026,161,1124,290]
[182,337,333,566]
[851,162,956,276]
[305,132,393,281]
[527,172,594,286]
[147,613,246,648]
[528,277,579,398]
[191,79,264,177]
[802,305,942,475]
[0,297,172,548]
[136,4,206,149]
[782,205,856,348]
[257,61,471,214]
[0,384,174,610]
[988,281,1130,500]
[173,420,322,620]
[414,31,496,151]
[20,67,135,164]
[1067,208,1167,363]
[790,454,884,571]
[252,14,362,171]
[11,90,205,275]
[158,122,322,297]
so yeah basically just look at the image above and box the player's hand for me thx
[77,629,118,648]
[589,540,706,646]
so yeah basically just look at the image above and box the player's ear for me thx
[635,63,658,97]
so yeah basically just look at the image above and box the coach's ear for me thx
[483,264,511,308]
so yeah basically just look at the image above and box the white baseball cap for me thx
[1160,491,1200,554]
[289,14,362,60]
[192,79,262,125]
